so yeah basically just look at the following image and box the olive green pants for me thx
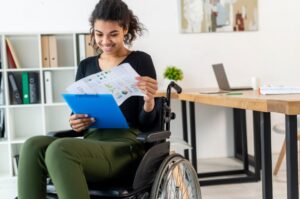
[17,128,144,199]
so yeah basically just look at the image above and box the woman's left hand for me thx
[136,76,158,112]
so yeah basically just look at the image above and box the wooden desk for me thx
[177,90,299,199]
[179,90,300,114]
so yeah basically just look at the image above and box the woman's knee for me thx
[45,138,76,166]
[21,135,53,155]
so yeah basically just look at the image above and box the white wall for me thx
[1,0,299,158]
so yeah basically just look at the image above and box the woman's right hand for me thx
[69,114,95,132]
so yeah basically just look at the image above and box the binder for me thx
[41,35,50,67]
[44,71,53,103]
[29,72,39,104]
[22,72,30,104]
[85,34,95,58]
[63,94,129,129]
[8,73,22,104]
[48,36,58,67]
[5,38,21,68]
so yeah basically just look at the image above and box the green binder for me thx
[22,72,30,104]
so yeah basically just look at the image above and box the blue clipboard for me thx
[62,94,129,129]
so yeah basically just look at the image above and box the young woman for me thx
[17,0,158,198]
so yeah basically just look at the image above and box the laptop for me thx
[212,63,252,91]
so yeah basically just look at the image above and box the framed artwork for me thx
[180,0,258,33]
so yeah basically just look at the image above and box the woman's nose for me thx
[101,36,111,45]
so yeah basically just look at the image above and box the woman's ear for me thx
[123,28,128,36]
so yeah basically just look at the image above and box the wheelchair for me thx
[46,81,201,199]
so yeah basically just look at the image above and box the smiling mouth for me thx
[101,45,114,51]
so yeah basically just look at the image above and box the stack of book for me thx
[8,72,40,104]
[260,86,300,95]
[41,35,58,67]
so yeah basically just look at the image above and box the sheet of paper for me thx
[66,63,144,105]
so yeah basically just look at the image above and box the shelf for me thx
[10,139,27,144]
[6,68,41,72]
[8,107,44,141]
[41,66,76,71]
[0,139,8,144]
[0,145,10,176]
[5,35,40,69]
[0,173,12,179]
[53,34,75,67]
[45,106,71,132]
[0,32,94,179]
[44,70,75,103]
[44,102,67,107]
[8,104,43,108]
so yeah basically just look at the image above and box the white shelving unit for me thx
[0,33,92,179]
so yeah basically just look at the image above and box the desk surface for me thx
[157,89,300,115]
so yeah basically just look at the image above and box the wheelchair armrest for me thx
[137,131,171,143]
[47,129,84,138]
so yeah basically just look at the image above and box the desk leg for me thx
[285,115,299,199]
[238,109,249,172]
[189,104,260,185]
[260,112,273,199]
[253,111,261,180]
[181,100,189,160]
[189,102,197,172]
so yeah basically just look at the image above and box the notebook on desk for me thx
[260,86,300,95]
[212,63,252,91]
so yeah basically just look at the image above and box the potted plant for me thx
[164,66,183,81]
[162,66,183,89]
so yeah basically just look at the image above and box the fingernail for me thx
[91,118,95,122]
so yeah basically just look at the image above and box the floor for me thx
[198,157,290,199]
[0,154,297,199]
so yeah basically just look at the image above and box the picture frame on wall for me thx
[180,0,258,33]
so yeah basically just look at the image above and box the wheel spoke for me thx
[151,154,201,199]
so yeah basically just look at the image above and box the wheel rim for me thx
[153,155,201,199]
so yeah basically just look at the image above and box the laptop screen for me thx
[212,63,231,90]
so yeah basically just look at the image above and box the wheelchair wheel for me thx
[150,154,201,199]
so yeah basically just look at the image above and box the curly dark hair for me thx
[89,0,144,49]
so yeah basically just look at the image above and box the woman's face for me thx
[93,19,128,55]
